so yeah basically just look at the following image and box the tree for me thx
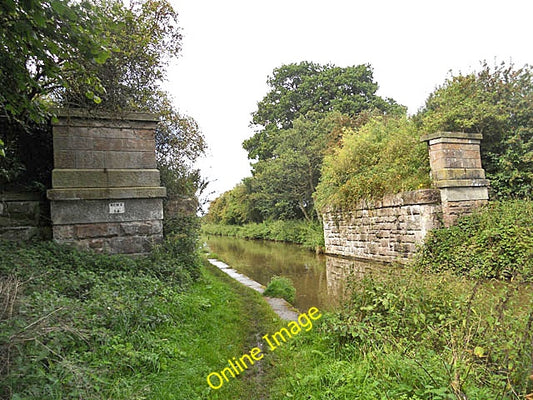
[236,62,405,223]
[205,182,259,225]
[243,62,405,161]
[60,0,182,111]
[250,112,352,221]
[0,0,109,126]
[417,62,533,198]
[1,0,206,195]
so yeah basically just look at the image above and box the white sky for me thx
[167,0,533,202]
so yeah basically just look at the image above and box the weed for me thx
[415,200,533,281]
[201,219,325,251]
[263,276,296,304]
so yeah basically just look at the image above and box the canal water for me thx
[204,235,389,312]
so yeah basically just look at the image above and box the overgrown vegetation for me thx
[0,213,202,399]
[207,61,533,233]
[0,226,284,399]
[263,276,296,304]
[1,0,205,197]
[202,219,325,251]
[268,269,533,399]
[414,200,533,281]
[416,62,533,199]
[315,115,431,210]
[206,63,404,225]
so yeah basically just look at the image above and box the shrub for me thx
[322,268,533,398]
[263,276,296,304]
[414,200,533,281]
[416,62,533,199]
[315,115,431,211]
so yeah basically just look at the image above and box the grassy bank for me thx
[3,202,532,399]
[0,238,282,399]
[201,219,325,251]
[415,200,533,281]
[268,267,533,399]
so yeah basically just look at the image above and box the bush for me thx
[416,62,533,199]
[315,115,431,211]
[263,276,296,304]
[159,213,202,282]
[414,200,533,281]
[320,269,533,399]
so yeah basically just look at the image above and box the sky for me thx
[167,0,533,202]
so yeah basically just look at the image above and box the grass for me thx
[201,219,325,252]
[0,239,283,399]
[267,267,533,399]
[263,276,296,304]
[3,203,532,399]
[120,260,283,399]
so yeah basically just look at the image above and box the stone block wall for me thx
[47,110,166,254]
[322,131,490,263]
[164,196,198,218]
[0,191,50,241]
[323,190,441,263]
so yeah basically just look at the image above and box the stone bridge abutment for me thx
[322,131,490,263]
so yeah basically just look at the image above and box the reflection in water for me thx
[326,256,371,303]
[204,235,386,312]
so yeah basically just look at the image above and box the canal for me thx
[204,235,389,312]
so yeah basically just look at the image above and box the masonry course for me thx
[47,110,166,255]
[323,132,490,262]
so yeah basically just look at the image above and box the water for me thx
[204,235,388,312]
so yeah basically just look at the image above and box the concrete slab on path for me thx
[208,259,299,321]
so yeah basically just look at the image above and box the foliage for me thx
[1,0,205,194]
[0,0,110,126]
[244,62,405,161]
[0,216,202,398]
[315,115,431,210]
[60,0,181,111]
[233,62,405,224]
[269,270,533,399]
[414,200,533,281]
[202,219,325,251]
[0,119,52,188]
[207,112,367,224]
[250,112,355,221]
[263,276,296,304]
[0,239,282,399]
[155,99,206,199]
[416,62,533,198]
[205,182,260,225]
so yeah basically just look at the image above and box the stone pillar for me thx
[47,110,166,254]
[421,132,489,226]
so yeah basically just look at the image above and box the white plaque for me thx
[109,202,125,214]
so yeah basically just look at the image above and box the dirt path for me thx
[205,259,298,399]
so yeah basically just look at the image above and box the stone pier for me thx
[47,110,166,254]
[421,132,489,226]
